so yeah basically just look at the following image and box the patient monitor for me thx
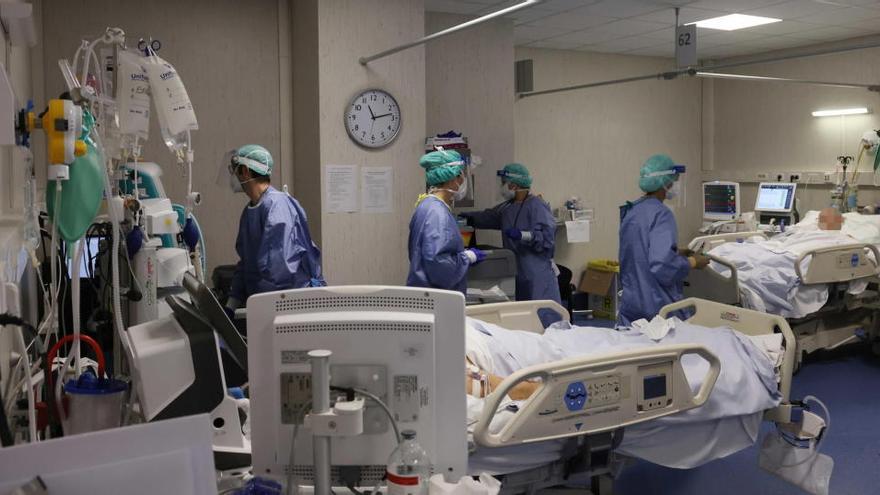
[247,286,467,486]
[702,181,740,222]
[755,182,797,228]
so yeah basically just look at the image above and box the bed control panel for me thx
[474,344,720,448]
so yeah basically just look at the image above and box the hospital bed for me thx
[465,297,798,494]
[685,230,880,367]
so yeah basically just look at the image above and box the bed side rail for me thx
[659,297,794,404]
[688,231,768,253]
[473,344,720,448]
[466,300,569,334]
[682,253,740,305]
[796,243,880,284]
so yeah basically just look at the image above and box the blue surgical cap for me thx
[639,154,683,193]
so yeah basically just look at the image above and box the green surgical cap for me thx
[420,149,465,186]
[500,162,532,188]
[639,154,677,193]
[234,144,274,176]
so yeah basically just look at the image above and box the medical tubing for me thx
[92,130,126,352]
[0,387,13,446]
[15,323,37,441]
[774,395,830,468]
[71,241,83,377]
[190,213,207,276]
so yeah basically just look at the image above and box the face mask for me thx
[453,177,468,201]
[500,182,515,200]
[229,172,244,193]
[666,180,681,199]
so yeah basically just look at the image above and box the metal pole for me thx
[695,71,878,90]
[309,350,332,495]
[519,70,690,98]
[518,35,880,98]
[359,0,544,65]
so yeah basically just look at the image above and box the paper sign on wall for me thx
[362,167,393,213]
[565,220,590,243]
[325,165,359,213]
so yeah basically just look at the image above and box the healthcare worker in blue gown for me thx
[617,154,709,326]
[223,144,325,317]
[407,149,486,295]
[459,163,561,304]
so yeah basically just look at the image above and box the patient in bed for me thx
[465,316,784,472]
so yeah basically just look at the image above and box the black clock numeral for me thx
[362,131,366,136]
[371,94,377,101]
[355,104,361,111]
[388,125,392,131]
[381,132,385,138]
[388,105,392,111]
[361,97,366,104]
[354,124,359,131]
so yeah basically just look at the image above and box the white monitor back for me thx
[0,414,217,495]
[702,181,740,221]
[247,286,467,484]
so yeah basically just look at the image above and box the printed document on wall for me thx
[362,167,393,213]
[565,220,590,243]
[326,165,359,213]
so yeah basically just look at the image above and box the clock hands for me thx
[374,112,393,120]
[368,105,376,120]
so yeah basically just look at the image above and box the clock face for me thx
[345,89,401,149]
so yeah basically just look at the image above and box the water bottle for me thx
[386,430,431,495]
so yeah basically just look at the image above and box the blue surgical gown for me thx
[407,195,471,295]
[468,195,561,304]
[229,186,324,305]
[618,197,690,326]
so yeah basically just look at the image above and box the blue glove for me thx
[224,306,236,321]
[466,248,487,264]
[504,228,522,241]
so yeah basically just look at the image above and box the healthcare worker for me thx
[460,163,561,304]
[224,144,324,316]
[407,149,485,295]
[618,154,709,326]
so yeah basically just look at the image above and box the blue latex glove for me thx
[467,248,487,263]
[503,228,522,241]
[223,306,236,321]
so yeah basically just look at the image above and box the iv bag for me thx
[117,50,151,141]
[144,55,198,151]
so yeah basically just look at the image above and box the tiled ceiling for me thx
[424,0,880,58]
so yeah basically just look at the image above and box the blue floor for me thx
[613,344,880,495]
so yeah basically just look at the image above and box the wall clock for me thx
[345,89,401,149]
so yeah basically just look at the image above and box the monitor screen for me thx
[704,184,738,215]
[756,183,796,212]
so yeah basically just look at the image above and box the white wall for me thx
[39,0,284,276]
[425,13,515,248]
[313,0,426,285]
[514,48,703,279]
[709,45,880,213]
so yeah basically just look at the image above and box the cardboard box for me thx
[579,260,620,320]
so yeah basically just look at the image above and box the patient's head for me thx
[818,208,844,230]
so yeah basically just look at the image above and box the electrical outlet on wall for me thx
[824,172,833,183]
[756,172,770,181]
[789,174,801,183]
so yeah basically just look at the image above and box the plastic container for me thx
[386,430,432,495]
[62,371,128,436]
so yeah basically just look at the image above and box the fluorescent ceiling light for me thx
[688,14,781,31]
[812,107,870,117]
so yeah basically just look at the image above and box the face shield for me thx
[215,149,243,193]
[645,165,686,209]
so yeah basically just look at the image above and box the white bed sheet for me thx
[708,229,870,318]
[465,318,782,474]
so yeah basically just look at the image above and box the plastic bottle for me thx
[386,430,431,495]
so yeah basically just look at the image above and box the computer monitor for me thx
[702,181,740,221]
[755,182,797,213]
[247,286,467,486]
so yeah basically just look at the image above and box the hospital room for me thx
[2,0,880,493]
